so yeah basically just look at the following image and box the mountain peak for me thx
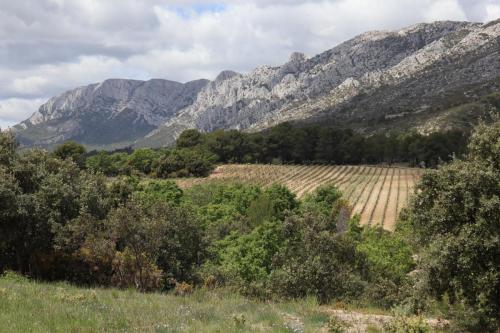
[215,70,240,82]
[14,20,500,150]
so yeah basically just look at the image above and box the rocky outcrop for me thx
[15,20,500,149]
[140,20,499,147]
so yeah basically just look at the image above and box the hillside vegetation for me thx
[0,118,499,332]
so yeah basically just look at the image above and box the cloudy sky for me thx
[0,0,499,128]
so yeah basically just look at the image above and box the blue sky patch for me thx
[174,3,226,19]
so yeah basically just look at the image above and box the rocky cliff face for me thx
[15,78,208,148]
[15,20,500,149]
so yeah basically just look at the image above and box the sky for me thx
[1,0,499,128]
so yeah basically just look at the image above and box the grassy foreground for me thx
[0,273,339,333]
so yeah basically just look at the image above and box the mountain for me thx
[15,20,500,149]
[15,78,209,149]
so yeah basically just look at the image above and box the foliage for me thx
[399,119,500,331]
[86,151,129,176]
[171,122,470,167]
[52,141,87,167]
[127,148,160,174]
[215,220,284,292]
[132,180,183,208]
[269,211,364,304]
[356,228,413,281]
[176,129,205,148]
[0,130,17,167]
[0,146,110,278]
[383,315,430,333]
[154,147,216,178]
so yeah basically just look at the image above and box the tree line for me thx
[55,123,469,179]
[177,123,468,167]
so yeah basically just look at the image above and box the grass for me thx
[0,272,452,332]
[0,273,333,333]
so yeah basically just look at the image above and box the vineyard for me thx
[176,164,423,231]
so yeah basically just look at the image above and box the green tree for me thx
[270,211,364,303]
[400,119,500,331]
[176,129,204,148]
[127,148,160,175]
[132,180,183,208]
[0,130,17,167]
[215,220,284,294]
[52,141,87,167]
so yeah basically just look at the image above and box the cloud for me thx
[0,98,46,128]
[0,0,497,124]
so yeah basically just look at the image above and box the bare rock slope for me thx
[15,20,500,149]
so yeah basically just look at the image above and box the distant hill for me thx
[14,19,500,149]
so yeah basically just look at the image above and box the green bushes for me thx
[154,148,216,178]
[0,137,413,306]
[399,119,500,331]
[270,212,365,303]
[83,146,216,178]
[52,141,87,167]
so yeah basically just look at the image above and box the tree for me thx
[270,211,364,303]
[176,129,204,148]
[52,141,87,167]
[154,148,215,178]
[400,119,500,331]
[0,130,17,167]
[127,148,160,175]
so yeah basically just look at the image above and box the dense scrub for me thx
[0,129,413,307]
[399,119,500,332]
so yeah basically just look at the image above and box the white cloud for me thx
[0,98,46,128]
[424,0,467,21]
[485,4,500,22]
[0,0,496,124]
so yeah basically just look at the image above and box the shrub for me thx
[270,212,365,303]
[399,119,500,331]
[173,282,194,296]
[154,148,215,178]
[111,248,163,292]
[132,180,183,208]
[127,148,160,175]
[52,141,86,168]
[383,316,429,333]
[215,220,284,290]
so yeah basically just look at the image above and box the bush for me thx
[270,212,365,303]
[215,220,284,292]
[383,316,429,333]
[399,119,500,331]
[154,148,215,178]
[53,141,86,168]
[132,180,183,208]
[173,282,194,296]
